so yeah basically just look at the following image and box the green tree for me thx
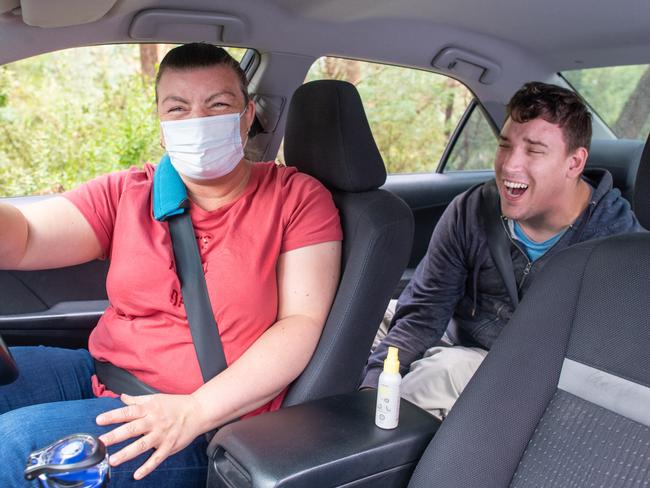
[613,67,650,138]
[0,45,163,196]
[565,65,650,139]
[306,57,473,174]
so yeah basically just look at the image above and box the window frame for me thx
[437,98,499,173]
[303,55,493,176]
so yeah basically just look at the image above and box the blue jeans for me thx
[0,347,208,487]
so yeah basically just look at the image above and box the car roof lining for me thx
[0,7,551,102]
[9,0,117,27]
[0,0,648,125]
[2,1,649,66]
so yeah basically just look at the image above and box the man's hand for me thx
[96,393,207,480]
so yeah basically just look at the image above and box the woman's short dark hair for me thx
[155,43,249,104]
[506,81,592,152]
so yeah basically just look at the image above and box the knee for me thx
[403,348,479,395]
[0,409,40,486]
[0,408,37,450]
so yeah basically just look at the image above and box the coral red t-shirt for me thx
[64,161,342,416]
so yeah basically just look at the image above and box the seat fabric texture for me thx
[408,233,650,488]
[281,80,414,405]
[633,132,650,229]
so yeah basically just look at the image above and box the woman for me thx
[0,43,342,486]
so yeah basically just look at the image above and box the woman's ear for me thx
[245,99,256,132]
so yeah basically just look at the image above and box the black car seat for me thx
[407,135,650,487]
[633,132,650,229]
[281,80,414,405]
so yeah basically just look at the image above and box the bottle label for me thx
[375,382,400,429]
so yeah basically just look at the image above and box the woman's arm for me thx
[0,197,102,270]
[97,239,342,479]
[193,239,342,422]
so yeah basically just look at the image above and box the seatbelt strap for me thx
[94,359,160,396]
[95,212,228,394]
[168,212,227,382]
[170,209,233,439]
[480,180,519,307]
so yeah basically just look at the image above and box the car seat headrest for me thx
[634,132,650,229]
[283,80,386,192]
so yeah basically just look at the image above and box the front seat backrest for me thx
[409,232,650,488]
[282,80,414,405]
[633,132,650,229]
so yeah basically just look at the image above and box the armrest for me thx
[206,390,440,488]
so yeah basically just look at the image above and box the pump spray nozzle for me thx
[383,346,400,374]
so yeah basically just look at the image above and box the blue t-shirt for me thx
[511,221,565,262]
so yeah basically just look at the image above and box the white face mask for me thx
[160,110,246,181]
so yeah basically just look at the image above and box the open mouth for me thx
[503,179,529,198]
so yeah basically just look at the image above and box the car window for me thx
[295,56,478,175]
[0,44,247,197]
[563,64,650,140]
[444,102,498,172]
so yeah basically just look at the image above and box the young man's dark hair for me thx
[507,81,592,153]
[155,43,249,104]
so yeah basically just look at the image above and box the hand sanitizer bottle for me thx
[375,346,401,429]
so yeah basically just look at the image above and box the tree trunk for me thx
[139,44,159,81]
[322,57,340,79]
[344,60,361,85]
[613,67,650,139]
[442,78,457,139]
[321,58,361,85]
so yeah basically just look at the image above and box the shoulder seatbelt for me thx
[168,212,227,382]
[95,212,227,393]
[480,179,519,307]
[94,156,227,394]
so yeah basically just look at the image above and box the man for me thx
[362,81,643,419]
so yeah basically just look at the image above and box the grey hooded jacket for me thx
[362,169,644,388]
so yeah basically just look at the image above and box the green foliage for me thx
[564,65,650,139]
[0,45,163,197]
[306,59,650,175]
[1,46,647,197]
[306,58,472,174]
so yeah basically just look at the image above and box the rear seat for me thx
[632,132,650,229]
[586,138,645,202]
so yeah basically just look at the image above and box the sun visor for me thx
[129,9,247,44]
[19,0,116,27]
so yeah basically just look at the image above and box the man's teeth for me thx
[504,180,529,189]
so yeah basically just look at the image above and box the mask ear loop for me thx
[239,106,251,148]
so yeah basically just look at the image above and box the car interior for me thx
[0,0,649,486]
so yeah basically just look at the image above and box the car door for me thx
[0,245,108,349]
[0,196,108,348]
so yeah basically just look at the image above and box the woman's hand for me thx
[96,393,207,480]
